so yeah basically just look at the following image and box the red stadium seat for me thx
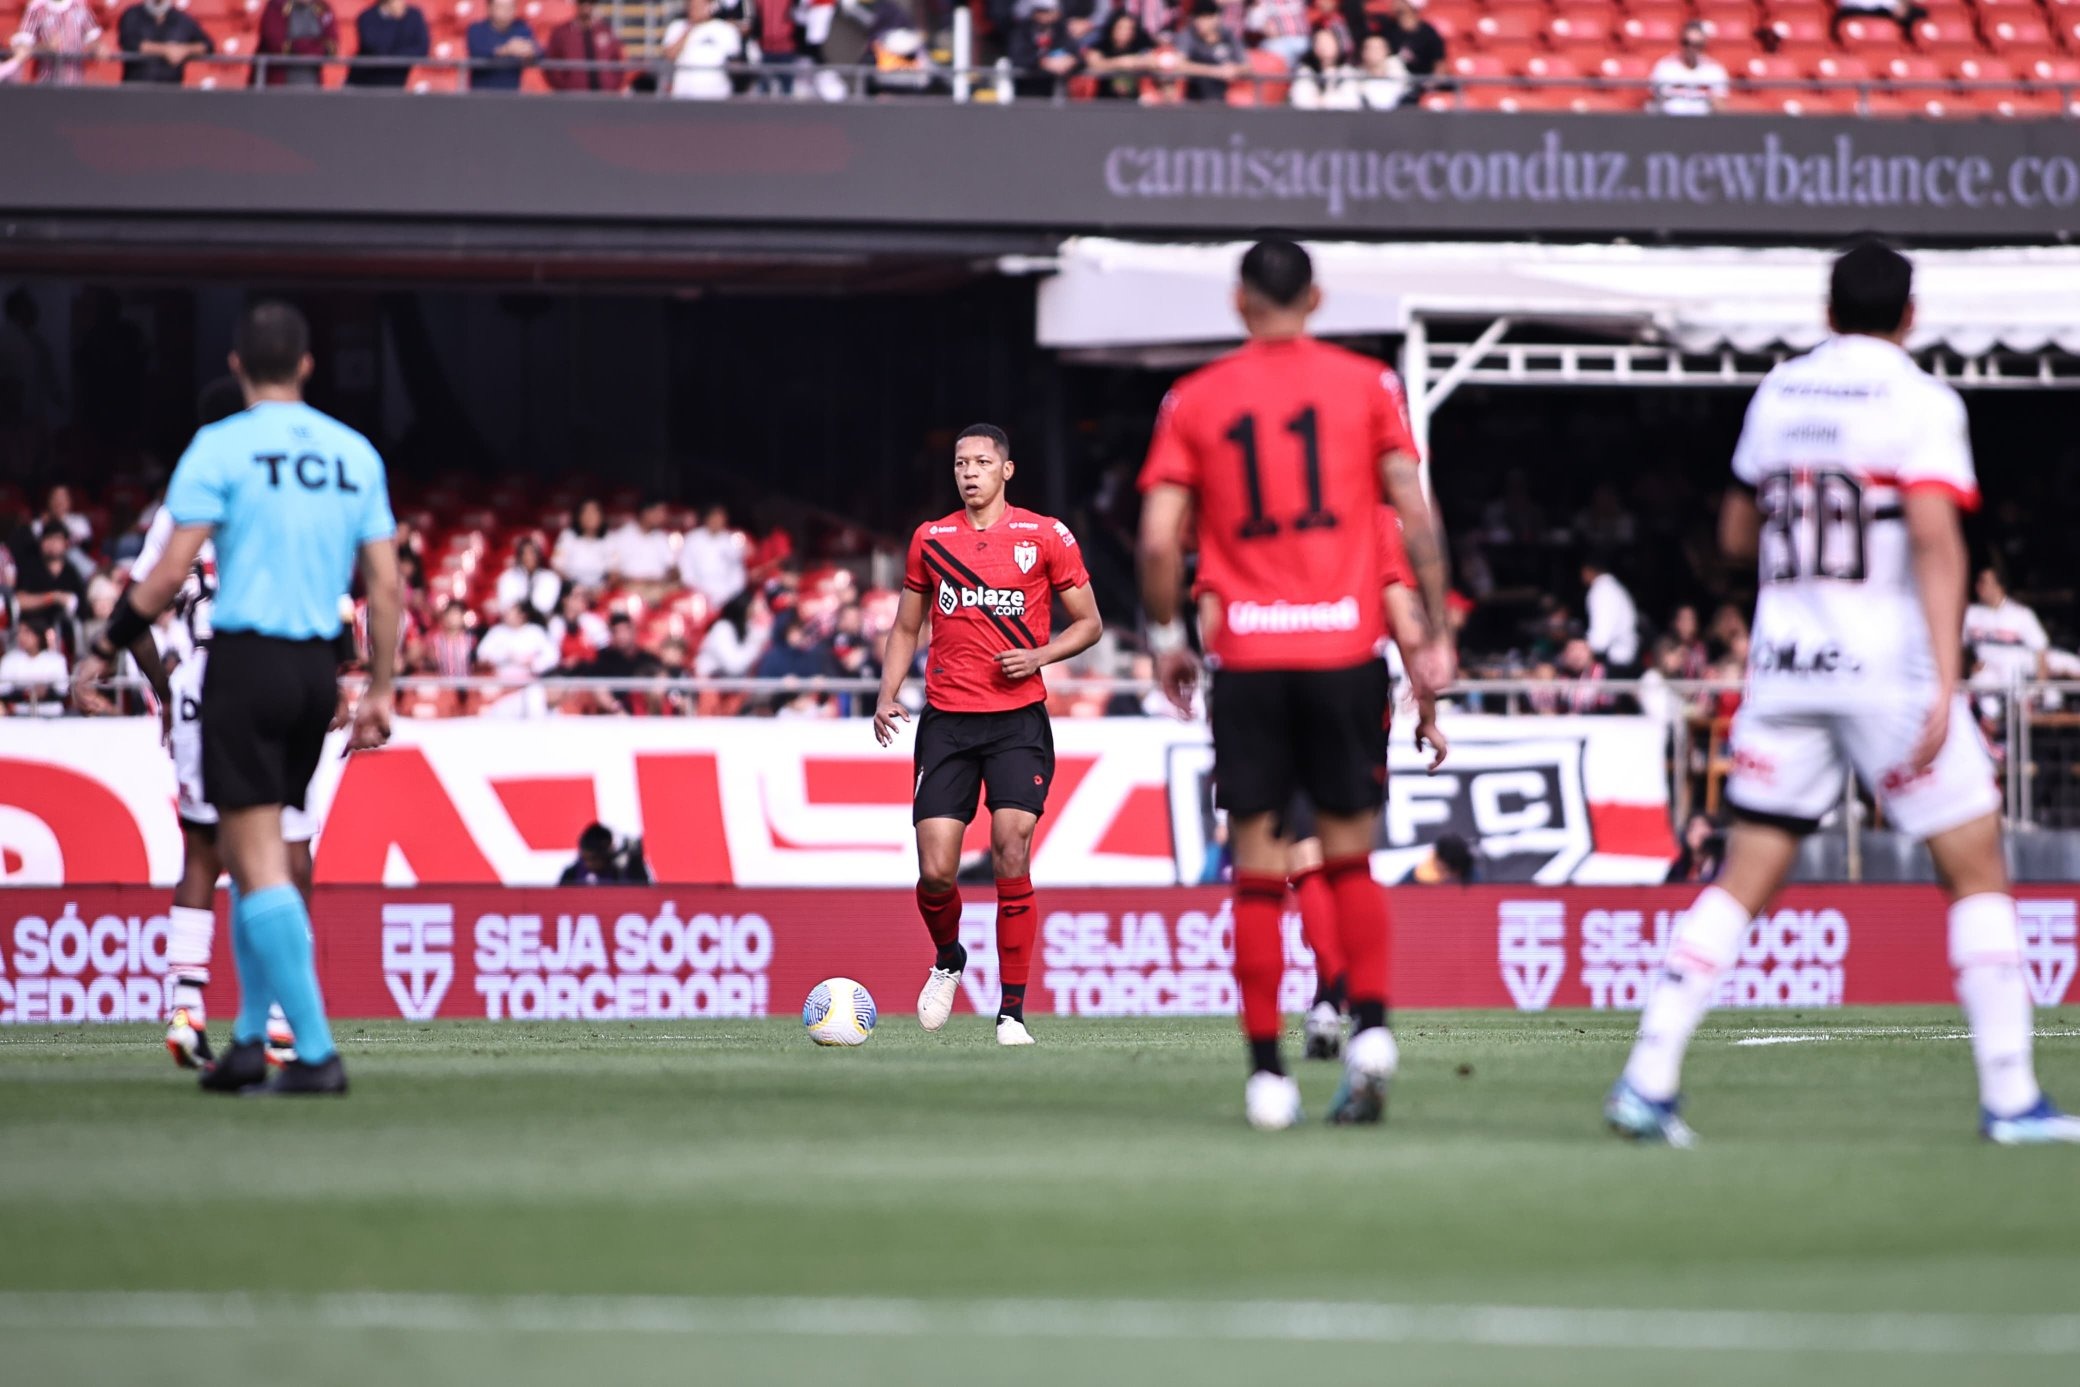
[1472,12,1542,50]
[1624,0,1689,21]
[1780,87,1862,114]
[1985,87,2064,116]
[1450,53,1509,80]
[2029,55,2080,84]
[1720,89,1792,113]
[1911,17,1985,55]
[1768,16,1830,53]
[1567,89,1649,111]
[1549,13,1616,50]
[1598,53,1654,90]
[1886,54,1946,88]
[2061,19,2080,51]
[1812,52,1874,83]
[1950,54,2016,85]
[1986,17,2057,55]
[1523,52,1584,80]
[1695,0,1760,32]
[1620,15,1680,50]
[1480,0,1549,13]
[1977,0,2040,11]
[1761,0,1830,20]
[1744,52,1804,82]
[1836,16,1911,54]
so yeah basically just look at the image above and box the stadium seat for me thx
[1780,87,1863,113]
[1549,13,1616,51]
[1886,54,1947,90]
[1227,48,1291,106]
[1598,52,1654,96]
[1760,0,1831,20]
[2061,19,2080,51]
[1479,0,1549,14]
[1768,16,1830,54]
[1695,0,1761,32]
[1567,90,1647,111]
[1976,0,2039,11]
[1951,54,2016,85]
[1812,52,1875,83]
[1522,52,1583,80]
[1986,17,2057,55]
[1836,16,1911,55]
[1720,89,1792,113]
[1472,12,1543,53]
[1450,53,1509,81]
[2029,54,2080,84]
[1623,0,1689,21]
[1620,15,1681,50]
[1986,87,2064,115]
[1911,17,1986,55]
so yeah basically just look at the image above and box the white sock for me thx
[168,906,214,1022]
[1949,893,2042,1119]
[1622,886,1750,1102]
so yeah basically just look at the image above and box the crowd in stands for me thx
[7,0,2078,114]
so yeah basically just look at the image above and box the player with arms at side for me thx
[81,378,348,1069]
[874,424,1103,1045]
[1275,505,1447,1061]
[74,301,400,1097]
[1138,240,1456,1129]
[1606,239,2080,1147]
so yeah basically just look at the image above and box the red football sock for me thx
[995,875,1036,1011]
[916,882,962,952]
[1325,854,1389,1027]
[1292,867,1344,996]
[1234,873,1287,1045]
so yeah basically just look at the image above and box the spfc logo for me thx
[2018,900,2077,1007]
[1013,542,1038,574]
[937,582,959,617]
[382,903,455,1021]
[1498,901,1566,1011]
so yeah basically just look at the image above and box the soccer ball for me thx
[803,978,877,1047]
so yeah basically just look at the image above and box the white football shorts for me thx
[1724,692,2000,842]
[169,649,317,843]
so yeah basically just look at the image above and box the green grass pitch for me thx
[2,1008,2077,1387]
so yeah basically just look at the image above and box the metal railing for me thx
[12,49,2079,115]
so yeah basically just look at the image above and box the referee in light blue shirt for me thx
[81,301,402,1097]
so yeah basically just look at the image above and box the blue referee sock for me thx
[236,884,335,1065]
[227,881,274,1048]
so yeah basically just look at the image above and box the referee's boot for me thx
[265,1052,349,1097]
[197,1039,271,1094]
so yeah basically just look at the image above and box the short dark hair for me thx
[955,423,1010,458]
[1829,237,1913,336]
[233,300,310,386]
[1239,239,1314,309]
[578,823,614,855]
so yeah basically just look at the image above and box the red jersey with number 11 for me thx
[1140,336,1418,671]
[904,505,1089,713]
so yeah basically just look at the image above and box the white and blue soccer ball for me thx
[802,978,877,1047]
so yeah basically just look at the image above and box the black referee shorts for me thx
[1210,659,1390,822]
[912,702,1055,825]
[201,631,338,814]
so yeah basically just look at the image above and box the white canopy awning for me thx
[1035,238,2080,360]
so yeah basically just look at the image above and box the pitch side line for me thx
[1,1294,2076,1357]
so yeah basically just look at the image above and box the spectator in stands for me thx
[253,0,339,87]
[1008,0,1085,98]
[475,601,560,679]
[1666,603,1710,679]
[495,534,563,620]
[678,504,746,608]
[39,485,92,552]
[554,498,614,589]
[663,0,740,99]
[116,0,215,83]
[549,585,609,663]
[1301,0,1351,52]
[9,0,104,86]
[584,612,661,711]
[1964,564,2050,684]
[426,601,475,678]
[13,523,85,640]
[1289,25,1358,108]
[559,823,649,885]
[1554,637,1611,714]
[1832,0,1925,43]
[1377,0,1442,95]
[1650,21,1728,116]
[466,0,537,90]
[1665,813,1725,885]
[756,612,837,680]
[609,500,680,601]
[347,0,429,88]
[1246,0,1310,70]
[543,0,628,92]
[749,0,802,93]
[1582,553,1639,676]
[1412,833,1477,885]
[1083,11,1159,99]
[695,589,771,678]
[1177,1,1246,101]
[0,623,67,717]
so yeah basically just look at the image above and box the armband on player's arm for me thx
[1145,619,1189,657]
[93,592,153,662]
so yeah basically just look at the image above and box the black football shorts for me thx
[201,631,338,814]
[1210,659,1390,821]
[912,702,1056,825]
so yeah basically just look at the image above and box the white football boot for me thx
[917,967,961,1032]
[1302,1001,1345,1060]
[1327,1026,1399,1125]
[1245,1071,1304,1131]
[996,1016,1036,1047]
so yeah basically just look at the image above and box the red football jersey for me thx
[904,505,1090,713]
[1140,337,1418,671]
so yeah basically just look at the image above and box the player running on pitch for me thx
[1138,240,1455,1129]
[1276,504,1447,1061]
[874,424,1103,1046]
[75,301,400,1097]
[1606,238,2080,1147]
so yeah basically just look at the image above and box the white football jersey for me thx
[131,505,217,647]
[1730,334,1977,710]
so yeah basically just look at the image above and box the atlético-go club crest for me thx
[1013,542,1038,574]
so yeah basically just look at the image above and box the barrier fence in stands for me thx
[9,49,2080,114]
